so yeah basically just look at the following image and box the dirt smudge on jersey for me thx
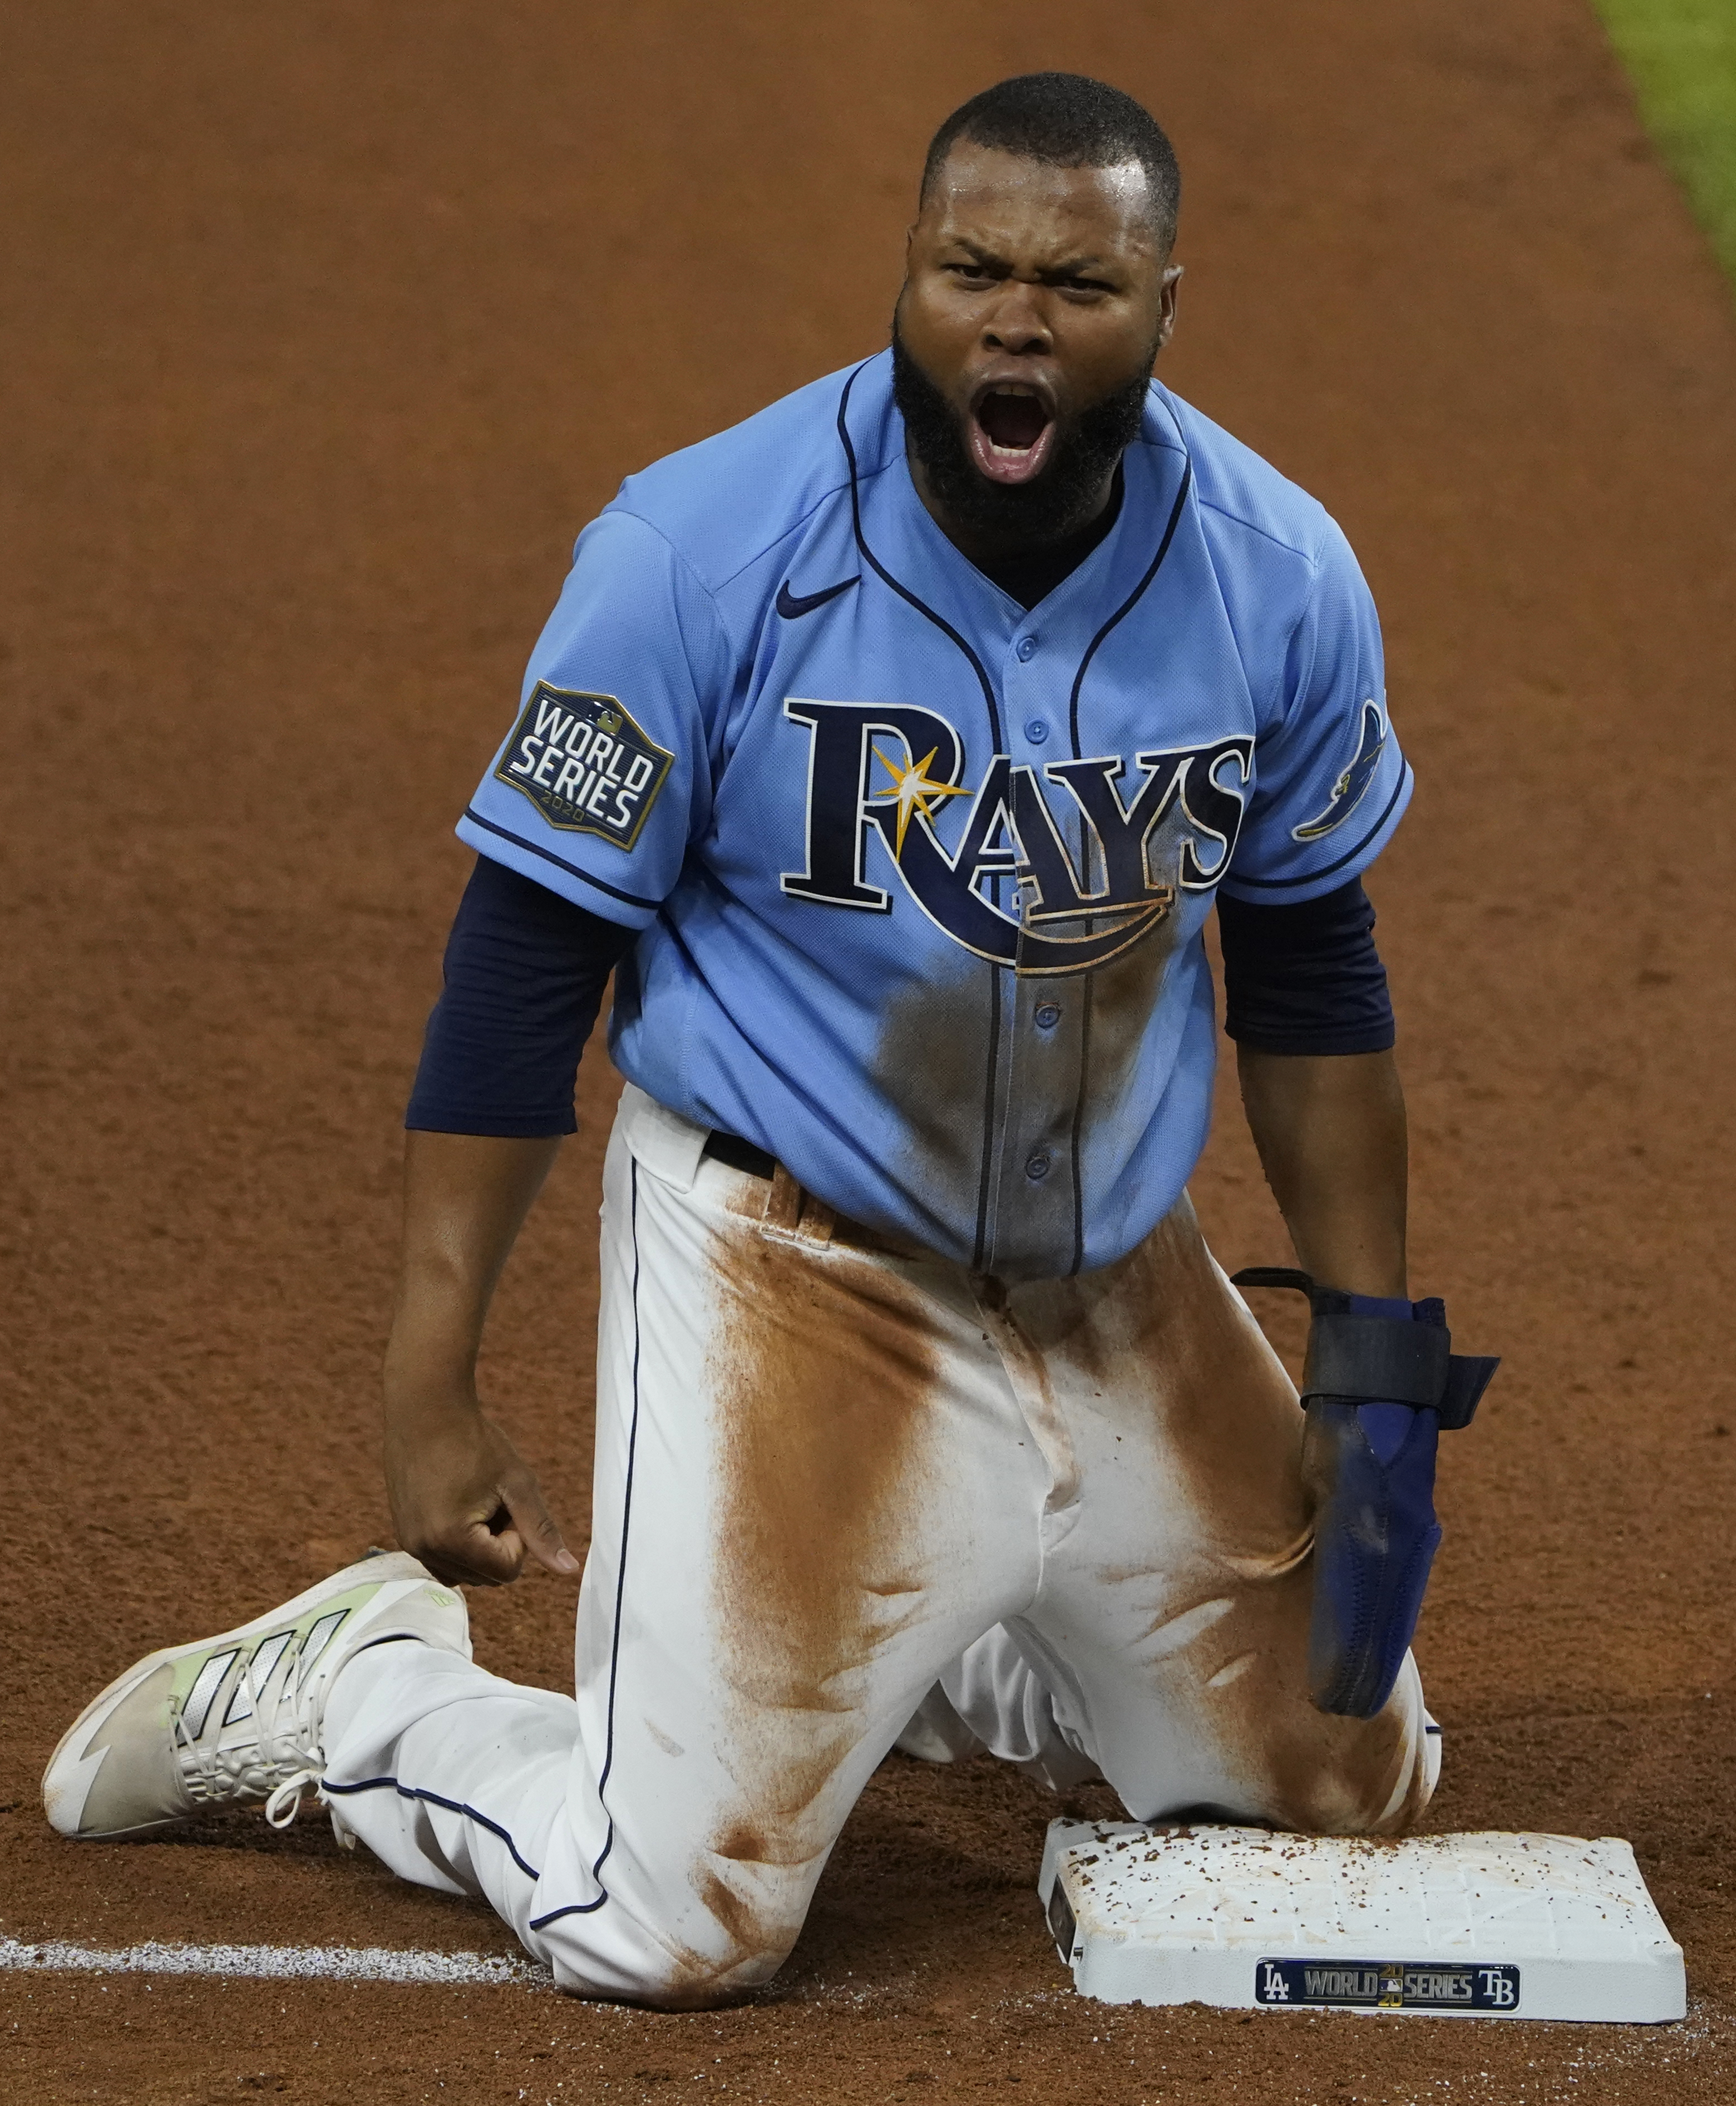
[694,1191,946,1995]
[862,898,1183,1275]
[865,957,1001,1256]
[1010,900,1180,1277]
[1064,904,1183,1205]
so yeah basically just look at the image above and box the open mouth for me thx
[969,383,1055,485]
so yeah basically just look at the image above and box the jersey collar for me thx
[837,354,1194,664]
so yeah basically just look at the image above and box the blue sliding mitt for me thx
[1231,1269,1499,1719]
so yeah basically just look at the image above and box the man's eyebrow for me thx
[941,235,1113,276]
[944,235,1009,265]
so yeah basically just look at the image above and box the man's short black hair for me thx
[921,73,1180,248]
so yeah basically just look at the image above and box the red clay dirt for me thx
[3,1,1734,2100]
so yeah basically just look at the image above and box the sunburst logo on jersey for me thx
[869,744,973,855]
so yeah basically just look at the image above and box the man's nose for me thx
[982,284,1051,356]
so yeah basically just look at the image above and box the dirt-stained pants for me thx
[320,1084,1437,2006]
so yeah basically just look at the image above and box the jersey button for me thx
[1034,1002,1061,1028]
[1024,718,1049,744]
[1025,1151,1052,1181]
[1015,635,1038,662]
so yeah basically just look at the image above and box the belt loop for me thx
[761,1166,836,1249]
[762,1164,803,1237]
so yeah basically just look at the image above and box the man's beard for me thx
[890,319,1153,550]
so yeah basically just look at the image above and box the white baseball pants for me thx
[321,1084,1436,2006]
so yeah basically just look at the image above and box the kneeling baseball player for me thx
[45,75,1496,2006]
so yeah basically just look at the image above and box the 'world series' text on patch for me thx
[494,683,673,851]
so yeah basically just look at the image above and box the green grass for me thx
[1593,0,1736,282]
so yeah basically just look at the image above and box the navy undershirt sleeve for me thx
[1217,878,1395,1056]
[405,856,636,1138]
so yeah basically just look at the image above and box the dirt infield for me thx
[4,0,1735,2099]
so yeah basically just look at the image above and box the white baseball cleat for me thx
[42,1551,470,1841]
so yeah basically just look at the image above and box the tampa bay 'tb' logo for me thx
[780,700,1252,974]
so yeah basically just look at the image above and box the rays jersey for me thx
[458,349,1410,1279]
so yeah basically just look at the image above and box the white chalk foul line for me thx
[0,1934,553,1987]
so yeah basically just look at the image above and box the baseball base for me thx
[1038,1822,1686,2023]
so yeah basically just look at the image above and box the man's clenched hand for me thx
[384,1390,579,1588]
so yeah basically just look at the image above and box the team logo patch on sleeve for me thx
[494,683,674,850]
[1291,697,1387,842]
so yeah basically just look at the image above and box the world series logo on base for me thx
[1254,1959,1520,2011]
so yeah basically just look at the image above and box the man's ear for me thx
[1155,261,1183,351]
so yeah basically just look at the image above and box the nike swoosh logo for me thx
[776,575,859,620]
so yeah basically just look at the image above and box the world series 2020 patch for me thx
[494,683,674,851]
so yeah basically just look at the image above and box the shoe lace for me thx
[263,1765,324,1830]
[174,1635,328,1829]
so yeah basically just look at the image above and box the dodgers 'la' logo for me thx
[780,699,1252,974]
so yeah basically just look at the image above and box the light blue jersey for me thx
[458,350,1410,1279]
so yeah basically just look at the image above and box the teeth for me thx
[991,384,1035,397]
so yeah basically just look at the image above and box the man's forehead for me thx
[922,146,1159,253]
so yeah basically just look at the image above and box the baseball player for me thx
[45,74,1494,2007]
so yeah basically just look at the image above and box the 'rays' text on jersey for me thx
[780,698,1252,974]
[495,683,674,851]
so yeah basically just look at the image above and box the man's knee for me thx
[548,1934,792,2011]
[1297,1657,1438,1838]
[541,1872,806,2010]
